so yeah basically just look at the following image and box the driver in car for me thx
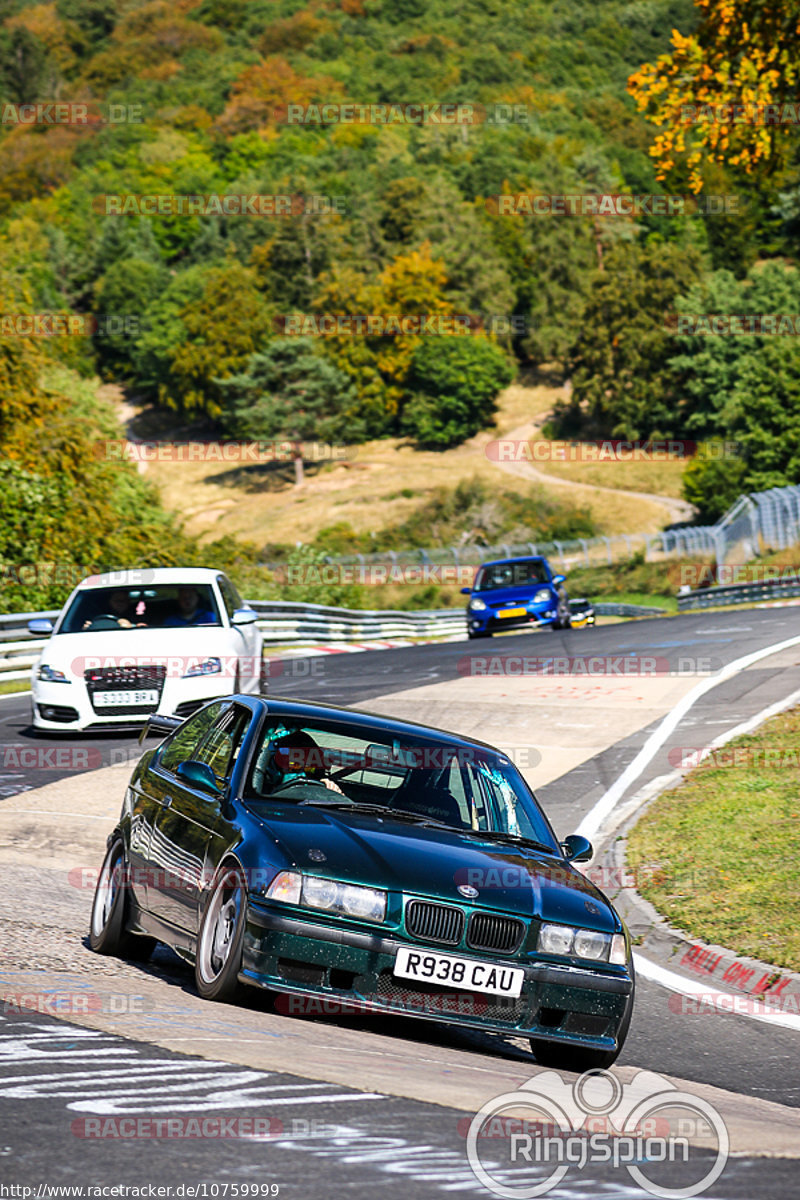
[82,589,144,630]
[268,730,344,795]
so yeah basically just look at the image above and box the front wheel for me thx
[195,860,248,1001]
[89,838,155,960]
[467,629,491,640]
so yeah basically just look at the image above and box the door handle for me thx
[162,795,173,809]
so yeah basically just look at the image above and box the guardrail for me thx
[0,599,668,687]
[677,578,800,610]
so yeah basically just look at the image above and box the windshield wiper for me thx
[461,829,558,855]
[314,801,458,830]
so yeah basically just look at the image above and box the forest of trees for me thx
[2,0,800,601]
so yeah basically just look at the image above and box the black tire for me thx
[530,975,635,1072]
[89,838,156,961]
[467,630,491,639]
[195,860,248,1002]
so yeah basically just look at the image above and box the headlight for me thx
[469,598,487,612]
[265,871,387,923]
[538,923,575,956]
[37,664,69,683]
[573,929,609,960]
[532,588,552,604]
[609,933,628,965]
[265,870,302,904]
[302,875,339,910]
[538,922,613,962]
[182,657,222,678]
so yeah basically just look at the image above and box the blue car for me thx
[461,556,572,639]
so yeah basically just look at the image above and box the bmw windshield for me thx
[245,718,560,851]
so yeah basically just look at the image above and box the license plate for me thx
[93,689,158,708]
[498,607,527,619]
[394,946,524,997]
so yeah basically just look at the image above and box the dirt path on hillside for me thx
[488,418,696,525]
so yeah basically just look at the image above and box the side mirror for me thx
[175,759,221,795]
[551,574,566,586]
[232,607,259,625]
[562,834,593,863]
[28,618,54,635]
[460,587,472,595]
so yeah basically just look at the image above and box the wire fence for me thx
[256,484,800,577]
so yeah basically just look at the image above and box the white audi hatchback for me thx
[28,568,264,732]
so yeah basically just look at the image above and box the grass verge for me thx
[626,705,800,972]
[0,679,29,696]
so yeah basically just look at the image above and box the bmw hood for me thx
[257,807,617,932]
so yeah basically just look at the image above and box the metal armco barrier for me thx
[678,578,800,611]
[0,599,666,685]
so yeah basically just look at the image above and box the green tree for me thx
[402,336,513,448]
[219,336,360,443]
[93,257,167,379]
[564,240,704,438]
[166,263,273,417]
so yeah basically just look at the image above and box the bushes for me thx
[402,337,514,448]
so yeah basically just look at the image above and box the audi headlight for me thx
[183,657,222,678]
[264,872,387,923]
[37,664,69,683]
[532,588,552,604]
[469,598,487,612]
[538,922,613,962]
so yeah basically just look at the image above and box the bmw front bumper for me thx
[242,902,633,1051]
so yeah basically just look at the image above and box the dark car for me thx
[461,556,572,638]
[90,696,634,1071]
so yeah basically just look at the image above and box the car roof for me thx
[76,568,225,590]
[476,557,549,570]
[253,695,507,757]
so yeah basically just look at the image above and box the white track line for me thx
[576,631,800,841]
[634,954,800,1032]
